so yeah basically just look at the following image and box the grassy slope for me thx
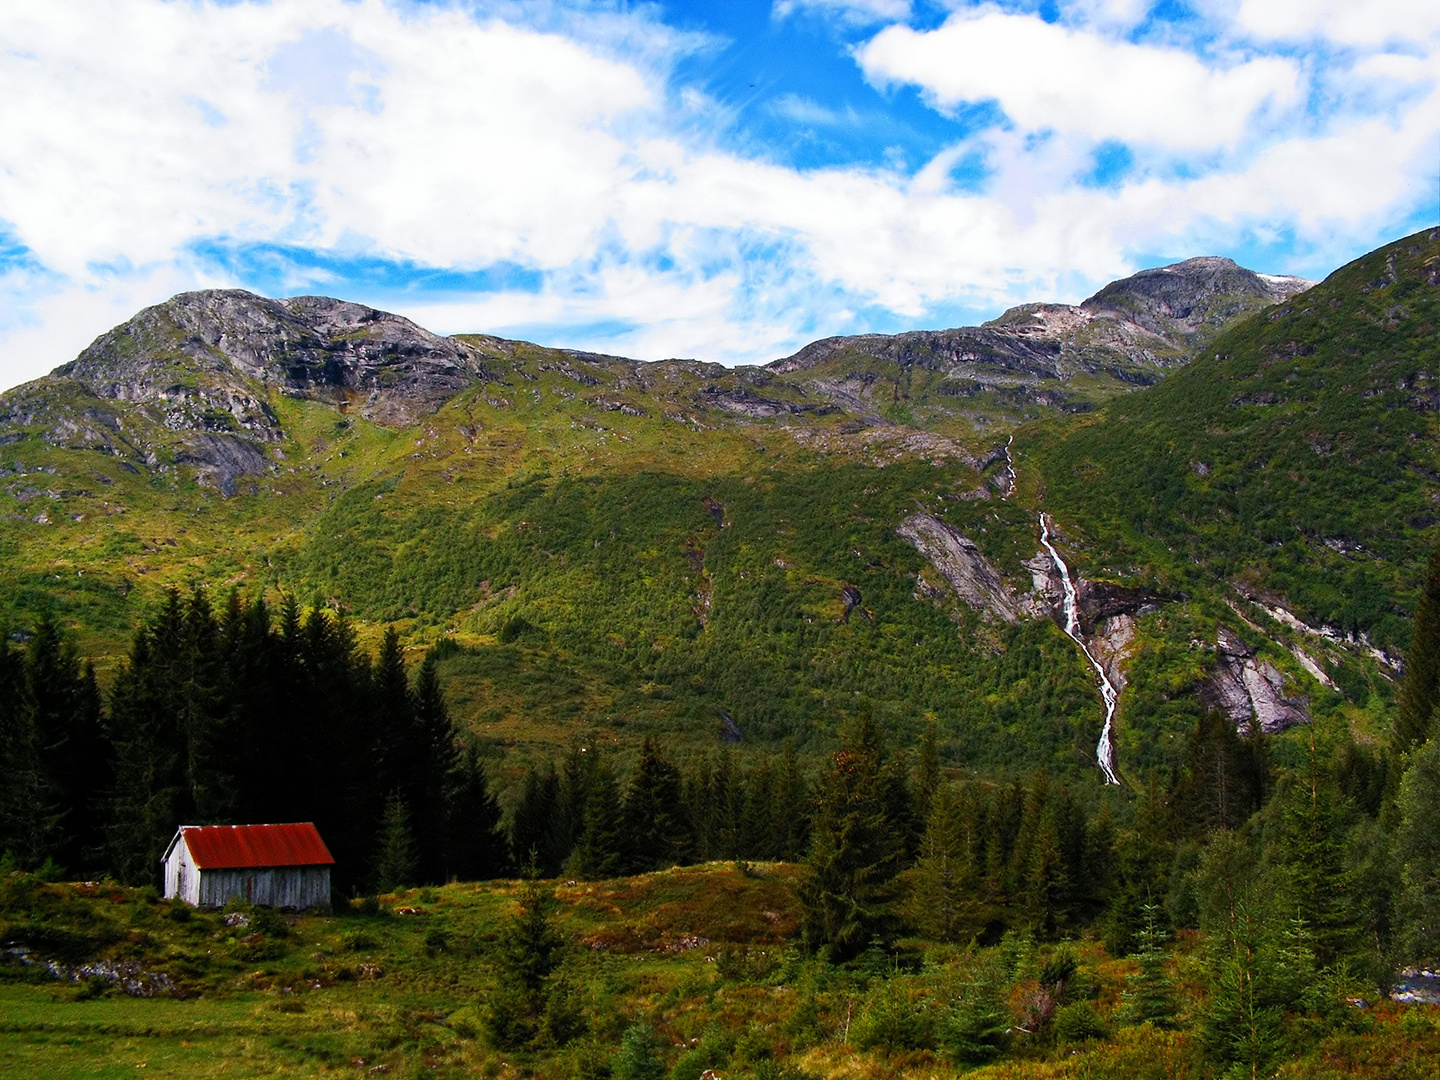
[4,869,1439,1080]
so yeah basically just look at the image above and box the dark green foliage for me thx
[373,792,418,894]
[611,1024,666,1080]
[852,976,935,1053]
[573,760,628,880]
[447,744,507,881]
[1397,541,1440,751]
[0,615,111,873]
[622,737,691,873]
[798,716,907,959]
[511,762,565,876]
[1397,734,1440,963]
[1118,903,1178,1028]
[485,870,572,1050]
[937,956,1010,1066]
[1169,711,1268,837]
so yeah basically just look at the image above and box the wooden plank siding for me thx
[162,825,333,909]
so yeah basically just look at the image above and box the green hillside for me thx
[1034,229,1440,655]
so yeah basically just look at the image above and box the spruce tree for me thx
[622,737,691,872]
[572,759,627,879]
[447,745,507,881]
[485,867,568,1049]
[373,792,419,894]
[1396,732,1440,962]
[1119,902,1178,1027]
[410,648,460,883]
[106,621,188,884]
[910,782,980,942]
[1397,540,1440,751]
[511,762,564,874]
[798,715,905,958]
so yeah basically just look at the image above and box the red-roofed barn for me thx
[162,823,335,909]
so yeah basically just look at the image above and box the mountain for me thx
[2,241,1409,784]
[769,257,1310,417]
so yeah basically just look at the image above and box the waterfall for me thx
[1001,435,1016,498]
[1039,513,1121,785]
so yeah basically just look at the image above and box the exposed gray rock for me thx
[1202,628,1309,734]
[898,513,1021,623]
[1089,614,1139,698]
[768,257,1313,409]
[173,433,273,497]
[57,289,490,430]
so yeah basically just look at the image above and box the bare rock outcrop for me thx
[1202,628,1309,734]
[897,513,1021,623]
[58,289,489,430]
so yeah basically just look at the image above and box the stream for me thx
[1039,513,1121,785]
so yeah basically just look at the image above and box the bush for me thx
[851,977,934,1053]
[611,1024,666,1080]
[1052,1002,1108,1043]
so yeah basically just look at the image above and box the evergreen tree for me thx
[0,632,56,865]
[1397,541,1440,751]
[770,741,810,861]
[572,758,627,879]
[447,745,507,881]
[1119,903,1178,1027]
[484,868,569,1050]
[611,1024,666,1080]
[622,736,691,872]
[914,718,941,813]
[511,761,564,875]
[1274,730,1360,967]
[409,648,460,883]
[798,715,906,958]
[1396,732,1440,963]
[105,622,188,884]
[373,791,418,894]
[910,782,980,942]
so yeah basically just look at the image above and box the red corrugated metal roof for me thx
[180,823,335,869]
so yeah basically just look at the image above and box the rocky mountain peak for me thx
[56,289,488,429]
[1078,256,1312,345]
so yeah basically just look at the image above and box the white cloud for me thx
[0,0,1436,389]
[856,9,1302,149]
[1235,0,1440,47]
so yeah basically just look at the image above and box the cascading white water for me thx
[1002,435,1016,498]
[1039,513,1121,785]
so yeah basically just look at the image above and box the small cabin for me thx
[162,823,335,909]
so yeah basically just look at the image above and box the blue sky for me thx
[1,0,1438,387]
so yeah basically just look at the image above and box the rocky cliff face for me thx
[768,257,1312,411]
[58,290,489,430]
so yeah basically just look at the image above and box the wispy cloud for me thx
[0,0,1435,389]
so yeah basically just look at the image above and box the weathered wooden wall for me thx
[195,867,331,909]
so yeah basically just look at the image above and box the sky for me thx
[1,0,1438,390]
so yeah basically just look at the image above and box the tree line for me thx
[0,589,505,893]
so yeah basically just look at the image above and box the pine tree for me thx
[373,792,418,894]
[798,715,905,958]
[1399,541,1440,751]
[572,758,627,880]
[484,867,568,1049]
[622,737,691,872]
[446,745,506,881]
